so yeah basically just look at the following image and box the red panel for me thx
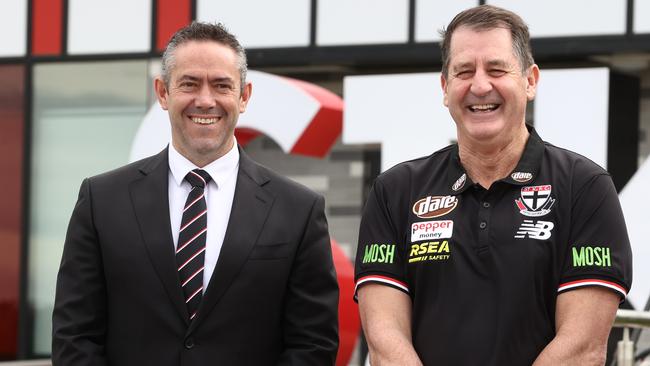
[234,127,262,146]
[0,65,25,359]
[331,239,361,366]
[157,0,192,52]
[32,0,63,55]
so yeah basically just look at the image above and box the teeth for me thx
[192,117,218,124]
[470,104,498,111]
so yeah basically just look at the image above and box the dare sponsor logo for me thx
[452,173,466,191]
[362,243,396,264]
[411,220,453,242]
[408,240,451,263]
[511,172,533,183]
[412,196,458,219]
[572,246,611,267]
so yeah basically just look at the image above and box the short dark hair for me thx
[161,22,248,92]
[439,5,534,78]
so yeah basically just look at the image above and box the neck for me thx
[458,125,529,189]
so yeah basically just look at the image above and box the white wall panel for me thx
[344,73,457,171]
[318,0,409,46]
[415,0,478,42]
[68,0,151,54]
[634,0,650,34]
[488,0,626,37]
[534,68,609,168]
[0,0,27,57]
[197,0,310,48]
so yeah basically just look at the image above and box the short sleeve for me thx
[354,179,409,300]
[558,174,633,300]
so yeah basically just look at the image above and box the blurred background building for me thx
[1,0,650,364]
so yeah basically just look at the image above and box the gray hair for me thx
[161,22,248,93]
[439,5,535,78]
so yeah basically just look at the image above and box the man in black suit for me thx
[52,22,339,365]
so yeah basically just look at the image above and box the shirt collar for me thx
[446,124,545,194]
[168,138,240,189]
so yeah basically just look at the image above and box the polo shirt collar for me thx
[446,124,545,194]
[168,138,240,189]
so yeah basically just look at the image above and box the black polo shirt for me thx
[354,127,632,365]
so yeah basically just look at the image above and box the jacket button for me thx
[184,338,194,349]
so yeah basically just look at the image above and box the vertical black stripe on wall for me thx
[190,0,197,21]
[607,71,639,192]
[626,0,634,35]
[408,0,416,43]
[310,0,317,46]
[61,0,69,55]
[150,0,158,53]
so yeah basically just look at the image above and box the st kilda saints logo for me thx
[515,185,555,217]
[413,196,458,218]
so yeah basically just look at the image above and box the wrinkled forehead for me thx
[448,26,517,64]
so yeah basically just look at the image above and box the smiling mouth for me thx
[468,104,500,112]
[191,116,219,125]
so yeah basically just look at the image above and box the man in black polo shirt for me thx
[354,5,632,365]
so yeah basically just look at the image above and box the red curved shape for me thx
[331,239,360,366]
[284,78,344,158]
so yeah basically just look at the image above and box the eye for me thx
[488,69,507,77]
[179,81,197,88]
[455,70,473,79]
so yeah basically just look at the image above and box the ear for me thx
[154,77,169,110]
[441,74,449,107]
[239,82,253,113]
[525,64,540,101]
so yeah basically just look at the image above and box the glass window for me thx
[28,60,149,355]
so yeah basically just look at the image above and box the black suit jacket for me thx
[52,147,339,365]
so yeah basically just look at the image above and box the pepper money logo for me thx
[412,196,459,219]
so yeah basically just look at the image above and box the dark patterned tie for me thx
[176,169,211,321]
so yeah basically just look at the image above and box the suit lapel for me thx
[129,148,189,325]
[189,148,273,332]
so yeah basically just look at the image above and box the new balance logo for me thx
[514,220,554,240]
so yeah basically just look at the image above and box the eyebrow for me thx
[175,75,235,84]
[451,59,511,73]
[209,77,235,84]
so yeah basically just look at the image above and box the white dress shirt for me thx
[168,141,239,293]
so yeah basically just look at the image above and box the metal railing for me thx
[613,309,650,366]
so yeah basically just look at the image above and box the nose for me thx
[469,69,493,97]
[195,84,216,109]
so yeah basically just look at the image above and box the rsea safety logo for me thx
[411,220,453,242]
[412,196,458,219]
[572,246,611,267]
[362,243,396,264]
[408,240,450,263]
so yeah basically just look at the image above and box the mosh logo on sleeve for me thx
[412,196,458,218]
[362,243,396,264]
[572,246,611,267]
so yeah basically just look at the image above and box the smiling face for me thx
[441,26,538,148]
[155,40,252,166]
